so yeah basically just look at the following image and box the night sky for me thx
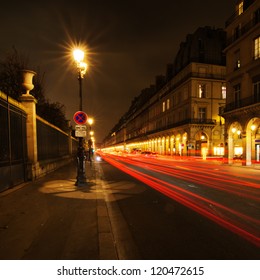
[1,0,237,143]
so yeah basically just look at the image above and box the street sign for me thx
[75,125,87,137]
[73,111,88,125]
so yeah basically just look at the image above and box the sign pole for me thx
[75,72,87,186]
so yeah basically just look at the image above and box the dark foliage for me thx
[0,47,68,130]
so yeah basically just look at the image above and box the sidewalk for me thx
[0,160,118,260]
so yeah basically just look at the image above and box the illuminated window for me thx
[234,50,241,69]
[198,84,206,98]
[222,85,226,99]
[166,98,170,110]
[162,101,165,112]
[234,146,243,156]
[213,146,224,156]
[254,36,260,60]
[238,1,243,15]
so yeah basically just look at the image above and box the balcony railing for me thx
[226,16,260,46]
[224,95,259,112]
[125,118,217,141]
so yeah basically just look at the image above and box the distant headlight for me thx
[96,155,102,161]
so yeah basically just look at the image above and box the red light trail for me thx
[100,152,260,247]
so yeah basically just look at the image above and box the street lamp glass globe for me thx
[73,49,84,63]
[88,118,94,125]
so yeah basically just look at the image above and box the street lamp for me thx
[73,48,88,186]
[73,49,87,111]
[88,117,94,127]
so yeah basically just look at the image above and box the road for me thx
[0,155,259,260]
[98,152,259,259]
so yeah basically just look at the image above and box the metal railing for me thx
[224,95,260,112]
[125,118,216,142]
[226,15,260,46]
[37,118,70,161]
[0,95,27,191]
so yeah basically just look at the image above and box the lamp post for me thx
[87,118,94,162]
[73,49,88,186]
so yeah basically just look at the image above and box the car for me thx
[141,151,158,157]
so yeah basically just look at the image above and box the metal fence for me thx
[37,118,69,161]
[72,137,78,155]
[0,92,78,192]
[0,95,27,192]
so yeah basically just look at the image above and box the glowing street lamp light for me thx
[73,49,84,63]
[88,117,94,126]
[251,124,256,131]
[73,49,88,111]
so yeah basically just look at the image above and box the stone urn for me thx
[21,69,36,95]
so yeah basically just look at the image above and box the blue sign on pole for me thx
[73,111,88,125]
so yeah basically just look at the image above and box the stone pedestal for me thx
[20,94,39,180]
[20,70,39,180]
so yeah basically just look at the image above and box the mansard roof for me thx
[173,26,226,75]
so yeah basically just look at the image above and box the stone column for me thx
[227,133,234,164]
[241,130,248,166]
[19,70,39,180]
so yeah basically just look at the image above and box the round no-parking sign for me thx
[73,111,88,125]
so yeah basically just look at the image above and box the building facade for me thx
[104,27,227,158]
[222,0,260,165]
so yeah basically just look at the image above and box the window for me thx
[234,50,241,69]
[253,80,260,102]
[254,8,260,24]
[198,108,206,121]
[183,87,188,100]
[198,84,206,98]
[238,1,243,15]
[234,84,241,107]
[162,101,165,112]
[222,85,226,99]
[166,98,170,110]
[254,36,260,60]
[179,111,182,121]
[234,25,241,40]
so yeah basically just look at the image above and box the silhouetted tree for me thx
[0,47,27,99]
[37,101,68,131]
[0,47,67,130]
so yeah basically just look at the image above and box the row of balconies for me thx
[224,94,260,112]
[123,118,217,142]
[226,9,259,46]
